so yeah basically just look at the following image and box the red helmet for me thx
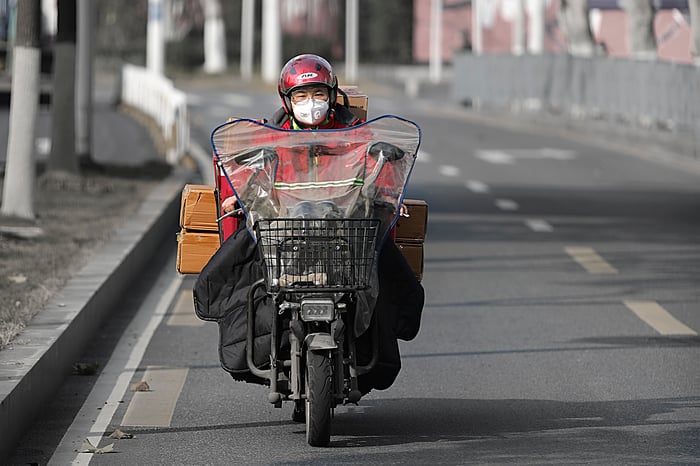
[278,54,338,114]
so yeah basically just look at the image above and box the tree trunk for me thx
[1,0,41,221]
[527,0,546,54]
[620,0,657,60]
[76,0,94,162]
[201,0,227,74]
[690,0,700,62]
[559,0,597,57]
[47,0,78,174]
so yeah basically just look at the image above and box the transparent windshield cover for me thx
[211,115,421,244]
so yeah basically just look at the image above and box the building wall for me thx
[414,0,694,64]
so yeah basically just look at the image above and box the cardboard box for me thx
[338,86,368,121]
[176,230,221,274]
[180,184,219,232]
[396,241,424,282]
[395,199,428,242]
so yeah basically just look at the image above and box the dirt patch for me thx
[0,162,170,349]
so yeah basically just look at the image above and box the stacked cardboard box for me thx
[177,184,221,274]
[394,199,428,281]
[338,86,369,121]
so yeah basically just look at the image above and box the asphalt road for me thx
[10,82,700,465]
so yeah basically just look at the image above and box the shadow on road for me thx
[327,396,699,462]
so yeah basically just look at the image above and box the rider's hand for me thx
[400,203,410,217]
[221,196,238,213]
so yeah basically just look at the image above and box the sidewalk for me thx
[0,74,191,459]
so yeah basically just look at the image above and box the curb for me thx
[0,168,190,459]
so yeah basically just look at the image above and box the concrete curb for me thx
[0,168,190,459]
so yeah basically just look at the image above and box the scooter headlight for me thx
[300,298,335,322]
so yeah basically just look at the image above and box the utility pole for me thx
[345,0,358,83]
[429,0,442,83]
[471,0,482,55]
[261,0,281,84]
[240,0,254,80]
[147,0,165,74]
[1,0,41,221]
[76,0,94,161]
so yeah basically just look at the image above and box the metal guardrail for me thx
[451,53,700,135]
[120,64,190,164]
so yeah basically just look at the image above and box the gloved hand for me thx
[368,142,405,161]
[234,147,278,167]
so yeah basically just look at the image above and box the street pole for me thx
[471,0,482,55]
[147,0,165,74]
[429,0,442,83]
[261,0,281,84]
[345,0,358,83]
[76,0,94,160]
[240,0,254,80]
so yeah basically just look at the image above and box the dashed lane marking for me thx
[475,148,577,165]
[121,366,189,427]
[526,219,553,232]
[565,246,618,274]
[167,289,204,327]
[466,180,490,193]
[623,300,697,336]
[475,150,514,164]
[439,165,460,177]
[417,150,432,162]
[495,199,519,211]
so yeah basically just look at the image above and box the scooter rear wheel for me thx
[305,350,332,447]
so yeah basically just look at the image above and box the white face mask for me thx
[292,98,329,126]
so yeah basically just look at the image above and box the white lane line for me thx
[475,149,514,164]
[417,150,432,162]
[121,366,189,427]
[466,180,490,193]
[439,165,460,177]
[49,272,184,465]
[623,300,697,336]
[495,199,519,211]
[475,148,577,165]
[167,289,204,327]
[565,246,618,274]
[525,219,553,232]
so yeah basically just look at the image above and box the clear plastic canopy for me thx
[211,115,422,244]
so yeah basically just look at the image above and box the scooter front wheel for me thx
[305,350,332,447]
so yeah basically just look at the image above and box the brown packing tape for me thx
[176,229,221,274]
[180,184,219,232]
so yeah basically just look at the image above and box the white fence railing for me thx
[120,64,190,164]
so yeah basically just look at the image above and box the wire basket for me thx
[254,218,380,290]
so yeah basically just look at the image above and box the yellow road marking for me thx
[167,289,204,327]
[121,366,189,427]
[624,300,697,336]
[565,246,618,274]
